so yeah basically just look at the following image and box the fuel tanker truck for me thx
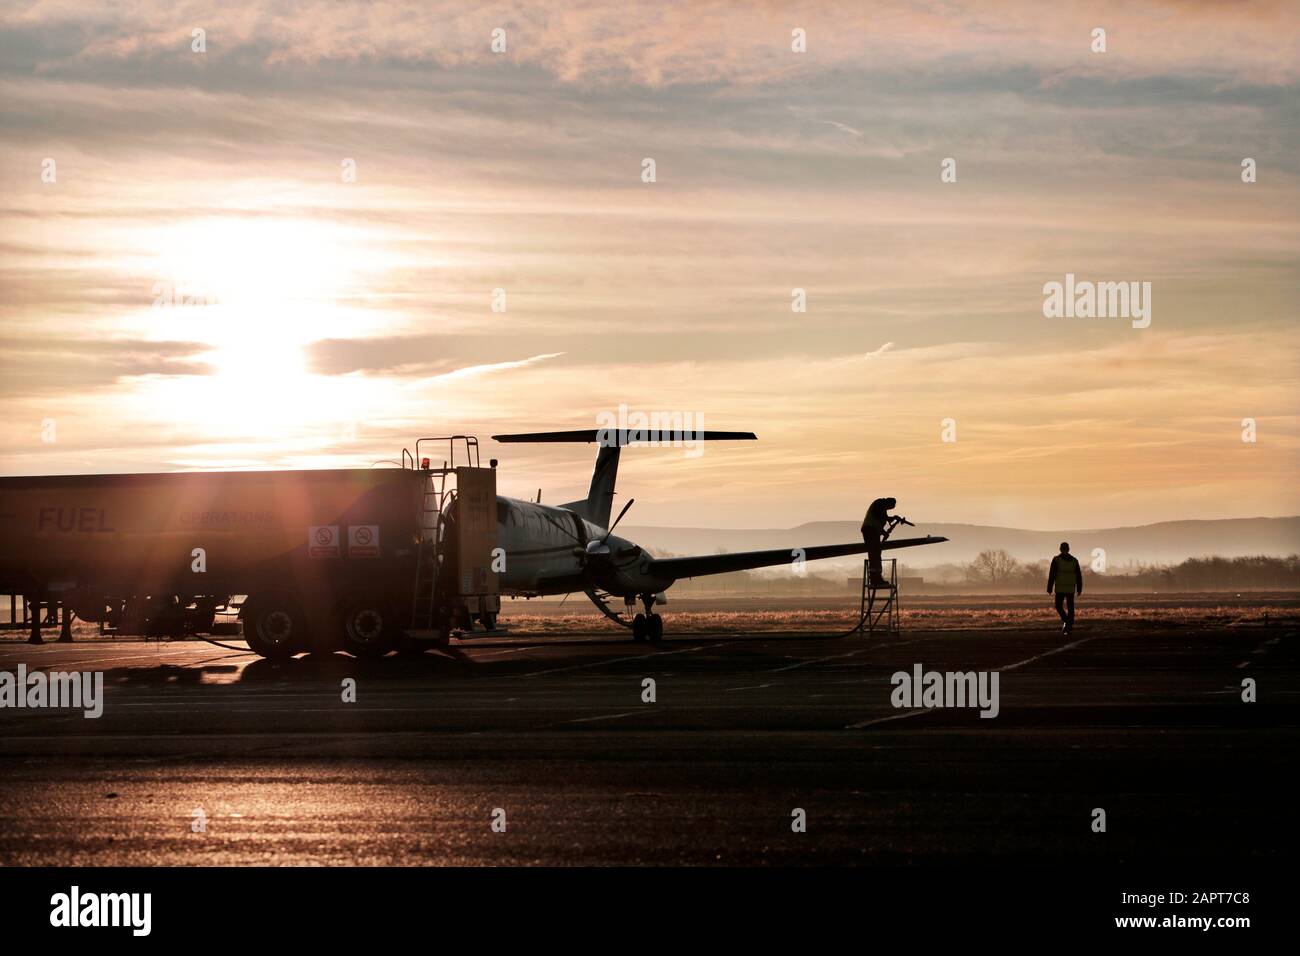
[0,437,500,659]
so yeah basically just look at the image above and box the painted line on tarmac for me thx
[846,708,929,729]
[1237,635,1281,669]
[764,637,917,675]
[768,650,860,673]
[564,710,642,724]
[520,642,727,678]
[768,647,874,673]
[231,707,440,714]
[1000,635,1093,671]
[465,645,540,659]
[845,634,1095,730]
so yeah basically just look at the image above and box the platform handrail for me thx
[414,436,480,472]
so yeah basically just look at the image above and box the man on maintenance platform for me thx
[1046,541,1084,634]
[861,497,897,589]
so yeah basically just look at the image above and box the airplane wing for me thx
[645,536,949,580]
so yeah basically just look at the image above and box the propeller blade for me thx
[602,497,635,545]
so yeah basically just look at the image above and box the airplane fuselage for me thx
[494,496,671,598]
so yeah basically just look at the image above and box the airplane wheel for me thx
[631,613,647,642]
[647,614,664,642]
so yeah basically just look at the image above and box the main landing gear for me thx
[631,593,664,643]
[583,588,665,643]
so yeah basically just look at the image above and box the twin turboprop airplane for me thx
[488,429,948,641]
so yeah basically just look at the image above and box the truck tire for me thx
[243,595,305,659]
[340,597,394,658]
[68,591,109,624]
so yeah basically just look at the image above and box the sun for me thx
[127,216,392,445]
[160,217,354,309]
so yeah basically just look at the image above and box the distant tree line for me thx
[1132,554,1300,590]
[645,549,1300,595]
[963,550,1300,591]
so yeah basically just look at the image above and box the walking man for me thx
[861,497,897,588]
[1046,541,1083,634]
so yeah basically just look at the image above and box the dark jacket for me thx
[861,498,895,534]
[1046,554,1083,594]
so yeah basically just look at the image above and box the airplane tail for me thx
[492,427,756,529]
[569,444,620,527]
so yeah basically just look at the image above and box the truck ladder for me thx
[411,468,452,630]
[403,436,486,634]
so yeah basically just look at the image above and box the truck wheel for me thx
[340,599,393,658]
[243,596,305,659]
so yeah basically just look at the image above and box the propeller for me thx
[577,498,635,563]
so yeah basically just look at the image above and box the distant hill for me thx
[623,517,1300,568]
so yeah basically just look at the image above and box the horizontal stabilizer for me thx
[494,429,756,444]
[493,424,755,529]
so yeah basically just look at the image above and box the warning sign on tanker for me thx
[348,524,380,557]
[308,525,340,558]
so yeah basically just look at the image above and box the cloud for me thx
[4,1,1296,87]
[0,336,215,396]
[411,351,566,383]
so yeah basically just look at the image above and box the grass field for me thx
[3,592,1296,643]
[490,591,1300,635]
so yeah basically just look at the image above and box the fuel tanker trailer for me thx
[0,438,500,658]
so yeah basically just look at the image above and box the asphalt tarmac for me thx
[0,619,1295,865]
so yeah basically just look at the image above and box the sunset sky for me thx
[1,1,1297,530]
